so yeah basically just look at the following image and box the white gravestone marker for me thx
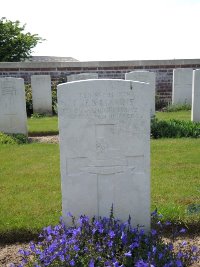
[58,79,151,230]
[125,71,155,116]
[0,77,27,135]
[31,75,52,115]
[191,69,200,122]
[172,68,193,105]
[67,73,98,82]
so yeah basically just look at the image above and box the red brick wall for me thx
[1,59,200,103]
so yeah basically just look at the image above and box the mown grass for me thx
[156,110,191,121]
[28,116,58,136]
[151,138,200,227]
[0,139,199,243]
[0,143,61,242]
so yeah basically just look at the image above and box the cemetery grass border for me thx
[0,139,200,243]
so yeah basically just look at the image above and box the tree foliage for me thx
[0,17,44,62]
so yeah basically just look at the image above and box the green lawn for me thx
[156,110,191,121]
[0,138,200,242]
[0,143,61,242]
[28,116,58,136]
[151,138,200,224]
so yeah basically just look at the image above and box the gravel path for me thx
[28,135,59,144]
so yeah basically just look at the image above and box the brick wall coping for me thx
[0,58,200,69]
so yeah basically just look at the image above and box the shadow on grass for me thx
[0,229,40,244]
[1,222,200,245]
[28,131,59,137]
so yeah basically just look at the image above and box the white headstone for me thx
[172,68,193,105]
[125,71,155,116]
[58,79,151,230]
[0,77,27,135]
[67,73,98,82]
[191,69,200,122]
[31,75,52,115]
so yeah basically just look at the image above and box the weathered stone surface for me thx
[172,68,193,104]
[125,71,155,116]
[191,69,200,122]
[67,73,98,82]
[58,79,151,229]
[31,75,52,115]
[0,77,27,134]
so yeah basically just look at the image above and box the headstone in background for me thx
[31,75,52,115]
[125,71,155,116]
[67,73,98,82]
[58,79,151,230]
[0,77,27,135]
[191,69,200,122]
[172,68,193,105]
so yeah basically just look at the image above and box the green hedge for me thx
[0,132,28,144]
[151,118,200,138]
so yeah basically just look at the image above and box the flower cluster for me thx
[12,211,199,267]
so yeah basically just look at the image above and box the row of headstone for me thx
[0,76,53,135]
[0,72,154,229]
[0,70,156,134]
[172,68,200,122]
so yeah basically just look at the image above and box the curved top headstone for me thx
[57,79,151,230]
[0,77,27,135]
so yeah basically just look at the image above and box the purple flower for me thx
[109,230,115,238]
[130,242,139,249]
[192,246,198,252]
[175,259,183,267]
[151,229,157,236]
[157,221,162,226]
[135,259,151,267]
[124,251,132,257]
[179,228,186,233]
[89,259,95,267]
[181,241,187,246]
[70,259,75,266]
[152,246,157,254]
[121,231,127,244]
[72,227,81,236]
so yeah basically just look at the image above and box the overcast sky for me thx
[1,0,200,61]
